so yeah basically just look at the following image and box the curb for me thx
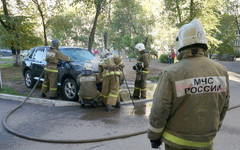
[0,93,81,107]
[0,93,153,107]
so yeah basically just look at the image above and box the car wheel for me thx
[24,70,36,88]
[62,78,78,101]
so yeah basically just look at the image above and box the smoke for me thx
[90,54,101,72]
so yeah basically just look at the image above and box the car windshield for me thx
[60,48,94,61]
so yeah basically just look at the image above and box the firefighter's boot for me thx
[106,105,115,112]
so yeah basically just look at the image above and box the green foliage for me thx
[162,0,224,50]
[48,14,91,46]
[0,15,42,50]
[128,51,138,58]
[110,0,155,53]
[148,76,159,83]
[159,54,169,63]
[0,85,23,96]
[213,13,236,55]
[0,58,13,61]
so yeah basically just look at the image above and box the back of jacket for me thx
[148,48,230,149]
[77,73,99,99]
[45,48,70,70]
[98,55,124,80]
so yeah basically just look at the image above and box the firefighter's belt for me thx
[44,68,58,73]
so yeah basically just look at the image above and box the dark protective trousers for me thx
[133,72,148,98]
[41,71,58,97]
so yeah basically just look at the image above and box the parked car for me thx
[21,50,30,58]
[21,46,98,101]
[0,49,12,57]
[211,54,218,61]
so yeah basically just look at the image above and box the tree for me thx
[31,0,63,46]
[225,0,239,32]
[0,0,41,66]
[110,0,155,55]
[47,2,92,47]
[163,0,225,51]
[73,0,112,52]
[211,13,237,56]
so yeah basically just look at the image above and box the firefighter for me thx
[41,39,70,99]
[132,43,150,99]
[98,51,124,112]
[77,62,100,107]
[148,19,230,150]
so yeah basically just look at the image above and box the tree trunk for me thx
[12,50,21,67]
[175,0,182,23]
[189,0,194,21]
[103,31,108,50]
[33,0,48,46]
[88,4,101,53]
[43,24,48,46]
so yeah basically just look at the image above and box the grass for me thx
[148,76,159,83]
[0,85,25,96]
[0,63,13,68]
[0,58,13,61]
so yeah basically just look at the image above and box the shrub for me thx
[159,54,169,63]
[148,76,159,82]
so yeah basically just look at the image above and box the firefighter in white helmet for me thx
[132,43,150,99]
[77,62,100,107]
[98,51,124,112]
[148,19,230,150]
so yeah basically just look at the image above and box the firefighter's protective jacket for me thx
[98,55,124,81]
[45,47,70,72]
[77,73,100,100]
[137,52,150,74]
[148,48,230,149]
[98,54,124,106]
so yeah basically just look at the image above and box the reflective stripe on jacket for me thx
[98,55,124,80]
[148,48,230,149]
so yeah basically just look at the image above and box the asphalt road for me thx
[0,61,240,150]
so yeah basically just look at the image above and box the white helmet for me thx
[135,43,145,51]
[175,19,208,51]
[83,62,93,71]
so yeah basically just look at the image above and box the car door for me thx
[31,47,47,77]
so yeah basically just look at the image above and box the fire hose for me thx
[2,69,240,144]
[2,70,146,143]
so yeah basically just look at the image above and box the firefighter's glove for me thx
[137,62,144,69]
[133,65,137,70]
[96,83,102,92]
[150,139,161,149]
